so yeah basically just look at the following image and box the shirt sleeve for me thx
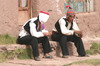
[29,22,44,38]
[73,20,80,31]
[59,19,74,35]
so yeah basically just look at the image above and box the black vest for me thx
[24,18,39,35]
[55,18,73,34]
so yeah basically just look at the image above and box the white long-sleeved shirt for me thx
[19,17,48,38]
[57,16,80,35]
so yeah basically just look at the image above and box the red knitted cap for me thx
[66,5,75,15]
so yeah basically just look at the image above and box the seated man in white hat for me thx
[17,11,53,61]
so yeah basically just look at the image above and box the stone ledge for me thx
[0,41,77,56]
[0,44,26,51]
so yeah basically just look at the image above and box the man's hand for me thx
[74,30,83,38]
[43,32,52,36]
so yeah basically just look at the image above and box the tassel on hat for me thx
[39,11,50,23]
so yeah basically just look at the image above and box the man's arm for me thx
[73,21,83,38]
[30,22,51,37]
[59,18,74,35]
[73,20,80,31]
[29,22,44,37]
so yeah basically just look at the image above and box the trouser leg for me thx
[30,37,40,57]
[59,35,69,55]
[72,35,86,56]
[51,33,69,56]
[38,36,52,54]
[17,36,39,57]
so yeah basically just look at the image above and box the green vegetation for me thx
[0,34,33,63]
[86,42,100,55]
[0,34,17,44]
[64,42,100,66]
[0,48,32,63]
[64,59,100,66]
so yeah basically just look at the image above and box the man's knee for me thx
[31,36,37,40]
[43,36,49,40]
[60,35,68,40]
[31,37,38,44]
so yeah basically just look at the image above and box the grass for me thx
[17,48,33,59]
[0,34,17,44]
[64,59,100,66]
[0,48,32,63]
[86,42,100,55]
[0,34,33,62]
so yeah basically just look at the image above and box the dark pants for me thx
[51,32,86,56]
[17,35,52,57]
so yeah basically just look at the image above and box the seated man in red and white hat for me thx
[51,6,88,58]
[17,11,53,61]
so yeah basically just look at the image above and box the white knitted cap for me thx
[39,11,49,23]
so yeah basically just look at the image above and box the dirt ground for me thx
[0,54,100,66]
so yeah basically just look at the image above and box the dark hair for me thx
[34,16,39,29]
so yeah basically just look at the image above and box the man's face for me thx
[66,14,75,23]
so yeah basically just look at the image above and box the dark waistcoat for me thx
[55,18,73,34]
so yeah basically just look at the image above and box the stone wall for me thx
[76,0,100,49]
[0,0,19,36]
[32,0,66,31]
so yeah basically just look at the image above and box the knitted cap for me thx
[39,11,50,23]
[66,5,75,15]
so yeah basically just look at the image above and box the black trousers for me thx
[17,35,52,57]
[51,32,86,56]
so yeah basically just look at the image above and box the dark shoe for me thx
[78,54,89,57]
[62,55,68,58]
[44,55,53,59]
[34,57,41,61]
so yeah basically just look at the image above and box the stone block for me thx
[49,41,77,57]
